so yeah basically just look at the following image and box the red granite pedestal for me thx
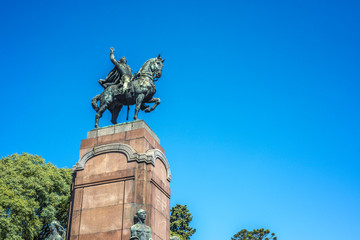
[67,120,171,240]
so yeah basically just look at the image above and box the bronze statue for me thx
[98,48,133,92]
[129,209,153,240]
[47,220,66,240]
[92,48,164,128]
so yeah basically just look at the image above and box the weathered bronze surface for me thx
[92,48,164,128]
[47,220,66,240]
[130,209,153,240]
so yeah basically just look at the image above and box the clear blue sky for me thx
[1,0,360,239]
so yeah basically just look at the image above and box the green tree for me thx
[0,153,72,240]
[231,228,277,240]
[170,204,196,240]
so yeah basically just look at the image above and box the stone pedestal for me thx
[67,120,171,240]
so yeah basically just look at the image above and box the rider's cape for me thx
[102,67,122,87]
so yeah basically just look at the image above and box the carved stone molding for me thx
[73,143,171,181]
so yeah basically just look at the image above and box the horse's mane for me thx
[138,58,154,73]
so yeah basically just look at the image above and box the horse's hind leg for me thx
[95,104,108,128]
[144,97,161,113]
[140,103,149,111]
[110,105,122,125]
[134,94,145,120]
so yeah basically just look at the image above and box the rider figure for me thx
[98,48,133,93]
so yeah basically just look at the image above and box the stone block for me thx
[129,138,150,153]
[142,130,157,149]
[83,152,127,177]
[78,148,90,162]
[113,131,126,142]
[114,122,132,133]
[86,129,97,139]
[130,120,145,130]
[97,125,115,137]
[135,180,146,204]
[155,142,165,154]
[80,205,123,235]
[153,234,162,240]
[78,230,122,240]
[82,182,124,210]
[69,235,79,240]
[124,180,135,203]
[122,203,134,229]
[80,138,97,149]
[151,173,170,196]
[125,128,145,141]
[97,134,115,146]
[154,158,168,187]
[70,210,81,236]
[131,121,160,144]
[73,188,83,211]
[146,182,152,206]
[151,208,168,240]
[137,167,146,181]
[75,168,135,186]
[146,166,153,181]
[122,228,131,240]
[152,185,169,214]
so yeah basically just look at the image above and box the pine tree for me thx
[231,228,277,240]
[170,204,196,240]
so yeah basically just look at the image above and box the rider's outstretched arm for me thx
[110,47,118,66]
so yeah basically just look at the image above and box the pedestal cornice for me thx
[73,142,171,182]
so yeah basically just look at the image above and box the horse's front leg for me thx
[134,94,145,120]
[144,98,161,113]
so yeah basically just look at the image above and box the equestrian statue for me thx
[92,47,164,128]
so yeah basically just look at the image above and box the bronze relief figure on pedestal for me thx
[130,209,153,240]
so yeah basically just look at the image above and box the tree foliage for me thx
[170,204,196,240]
[0,153,72,240]
[232,228,277,240]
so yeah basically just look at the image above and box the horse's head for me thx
[149,54,165,79]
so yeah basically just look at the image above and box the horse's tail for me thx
[92,94,100,112]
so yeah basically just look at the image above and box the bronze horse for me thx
[92,54,164,128]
